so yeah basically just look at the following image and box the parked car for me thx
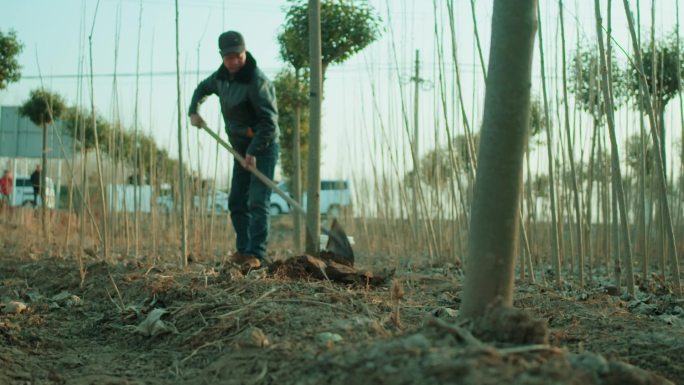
[11,175,56,208]
[193,191,230,213]
[156,191,230,214]
[156,195,174,214]
[269,179,353,217]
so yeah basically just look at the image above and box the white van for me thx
[269,179,353,217]
[11,176,56,208]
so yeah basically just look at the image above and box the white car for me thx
[11,176,56,208]
[193,191,230,213]
[156,191,230,214]
[269,179,353,217]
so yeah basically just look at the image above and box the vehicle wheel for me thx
[270,204,282,216]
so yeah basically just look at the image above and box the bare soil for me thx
[1,216,683,385]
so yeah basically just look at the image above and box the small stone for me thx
[66,295,83,307]
[238,326,269,348]
[432,307,459,318]
[604,286,621,296]
[3,301,28,314]
[246,268,268,280]
[316,332,343,345]
[568,352,609,375]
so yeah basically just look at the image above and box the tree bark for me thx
[293,68,303,253]
[461,0,538,318]
[559,0,585,287]
[536,3,562,287]
[305,0,323,255]
[597,0,635,296]
[41,123,48,240]
[174,0,188,265]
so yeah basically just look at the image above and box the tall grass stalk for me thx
[623,0,681,295]
[537,4,562,286]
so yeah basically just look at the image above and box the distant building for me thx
[0,105,74,160]
[0,105,75,207]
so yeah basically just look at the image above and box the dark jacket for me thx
[30,170,41,190]
[188,52,279,156]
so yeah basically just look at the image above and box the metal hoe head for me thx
[324,218,354,266]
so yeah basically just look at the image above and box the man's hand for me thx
[241,154,256,169]
[190,113,205,128]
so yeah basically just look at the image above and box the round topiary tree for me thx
[19,89,65,235]
[627,33,684,179]
[0,29,23,90]
[278,0,382,253]
[278,0,382,76]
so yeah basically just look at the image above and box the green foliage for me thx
[453,133,479,174]
[278,0,382,71]
[19,89,65,127]
[60,106,185,187]
[61,106,111,152]
[628,32,684,106]
[529,98,544,137]
[625,133,654,176]
[0,29,23,90]
[273,68,309,183]
[569,44,626,120]
[411,146,452,189]
[531,174,549,198]
[405,134,480,189]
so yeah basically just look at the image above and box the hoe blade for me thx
[325,218,354,266]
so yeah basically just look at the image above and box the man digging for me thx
[189,31,280,270]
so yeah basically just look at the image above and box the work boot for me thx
[229,252,254,265]
[241,257,262,271]
[229,252,262,272]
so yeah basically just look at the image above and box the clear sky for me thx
[1,0,683,188]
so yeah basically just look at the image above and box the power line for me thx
[20,60,567,81]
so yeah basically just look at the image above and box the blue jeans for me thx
[228,140,279,260]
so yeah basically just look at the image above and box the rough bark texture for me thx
[461,0,538,318]
[305,0,323,255]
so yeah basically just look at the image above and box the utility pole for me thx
[411,50,428,237]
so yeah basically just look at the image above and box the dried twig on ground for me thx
[429,316,484,348]
[215,288,278,319]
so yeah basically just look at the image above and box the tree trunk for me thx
[585,119,599,276]
[88,30,109,261]
[305,0,323,255]
[41,123,48,240]
[611,178,622,287]
[639,113,648,279]
[461,0,538,318]
[623,0,681,295]
[293,105,303,251]
[596,0,635,296]
[293,69,303,253]
[174,0,188,266]
[559,0,585,287]
[536,3,562,287]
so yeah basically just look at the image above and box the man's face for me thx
[223,51,246,74]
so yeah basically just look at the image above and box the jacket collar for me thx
[216,51,257,83]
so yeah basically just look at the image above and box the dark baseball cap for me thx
[219,31,245,55]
